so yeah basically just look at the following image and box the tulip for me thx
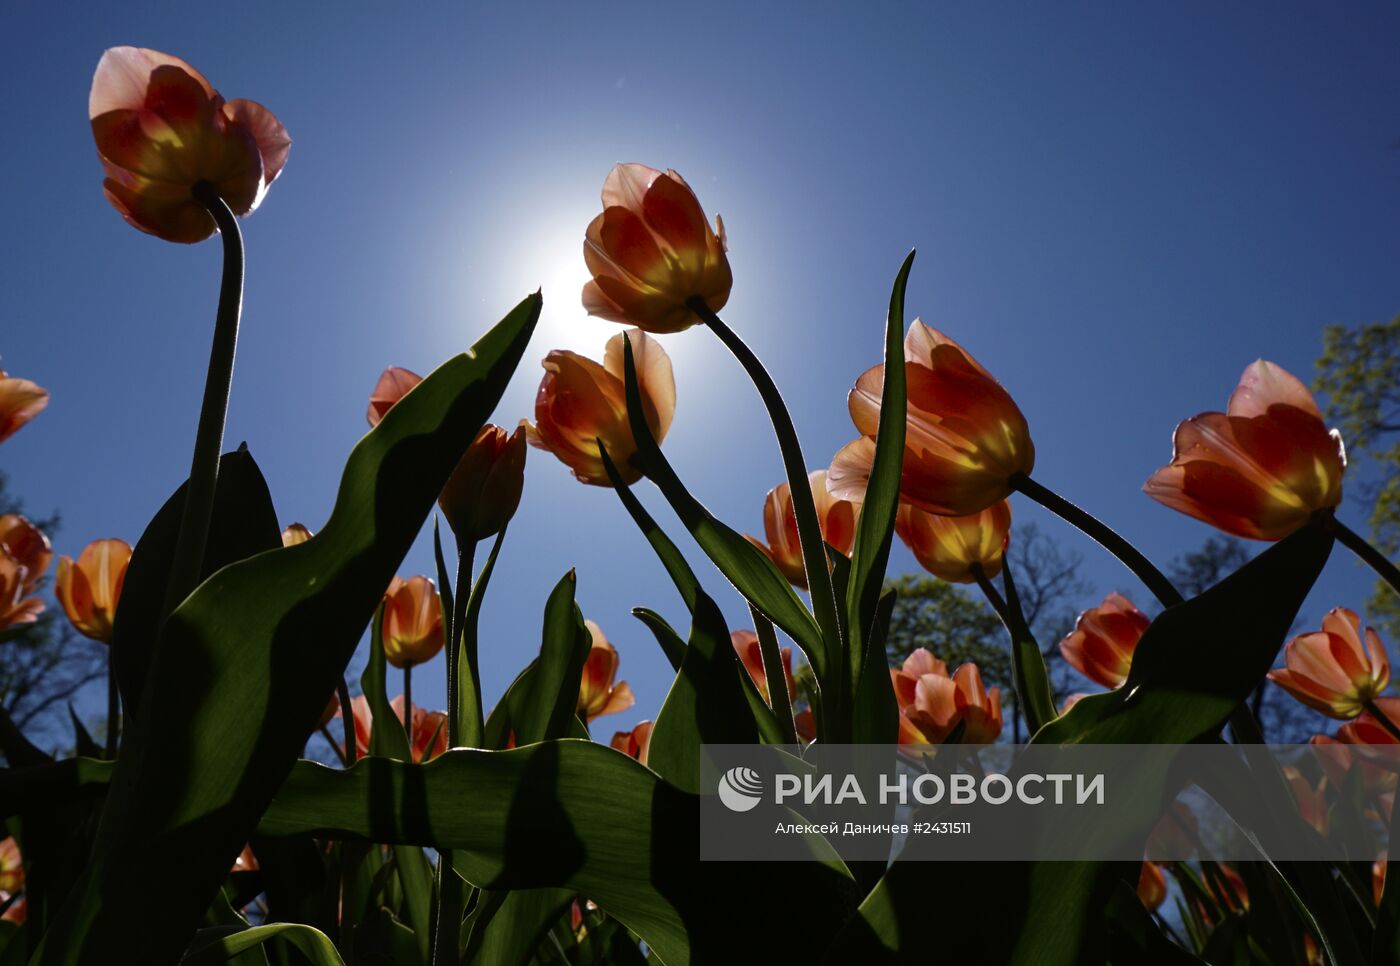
[391,695,449,762]
[1137,861,1168,912]
[439,424,527,543]
[794,708,817,743]
[891,648,1002,744]
[829,322,1034,516]
[526,330,675,486]
[1268,608,1389,719]
[0,838,20,895]
[366,366,423,427]
[1337,697,1400,747]
[1059,593,1151,690]
[1281,766,1329,837]
[381,576,444,669]
[55,539,132,643]
[731,630,797,704]
[335,694,374,759]
[1376,857,1388,908]
[1144,361,1345,540]
[231,845,258,873]
[577,621,635,721]
[582,163,732,334]
[747,470,858,588]
[609,721,654,764]
[896,499,1011,584]
[89,47,289,243]
[281,523,313,546]
[0,372,49,444]
[1,898,23,925]
[0,515,51,631]
[1309,735,1395,795]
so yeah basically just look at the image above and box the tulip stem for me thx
[1010,474,1184,608]
[403,665,413,740]
[162,184,244,618]
[1365,699,1400,742]
[337,677,355,765]
[447,542,475,747]
[318,725,348,767]
[971,563,1055,735]
[1335,519,1400,599]
[688,298,846,679]
[105,649,120,759]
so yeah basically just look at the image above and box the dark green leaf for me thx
[515,572,590,746]
[630,608,685,672]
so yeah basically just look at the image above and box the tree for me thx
[0,470,106,750]
[1315,313,1400,638]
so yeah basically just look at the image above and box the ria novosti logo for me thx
[717,766,765,812]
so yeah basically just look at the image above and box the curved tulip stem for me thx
[318,725,348,767]
[162,184,245,616]
[1365,699,1400,742]
[688,298,845,664]
[1010,473,1183,608]
[337,677,355,766]
[105,649,120,759]
[1335,520,1400,599]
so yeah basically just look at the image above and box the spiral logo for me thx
[717,766,765,812]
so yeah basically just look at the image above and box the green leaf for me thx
[646,591,759,792]
[466,889,573,966]
[601,443,699,613]
[515,572,590,746]
[850,588,898,746]
[630,608,685,672]
[843,251,914,714]
[617,336,826,677]
[1376,793,1400,963]
[830,520,1334,964]
[257,742,858,966]
[1105,881,1207,965]
[1001,564,1056,734]
[181,923,345,966]
[457,528,506,750]
[33,293,541,966]
[112,445,282,714]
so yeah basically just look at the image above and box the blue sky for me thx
[3,3,1398,743]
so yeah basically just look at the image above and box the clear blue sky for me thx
[4,3,1398,742]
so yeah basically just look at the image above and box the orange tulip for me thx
[609,720,654,764]
[381,576,444,669]
[1268,608,1389,719]
[1281,766,1329,837]
[89,47,289,243]
[731,630,797,704]
[366,366,423,427]
[794,708,817,743]
[582,163,732,334]
[526,330,675,486]
[280,522,313,546]
[891,648,1002,744]
[1059,593,1151,690]
[1337,697,1400,746]
[0,515,51,631]
[0,838,20,895]
[55,539,132,643]
[1376,857,1388,908]
[333,693,446,762]
[896,499,1011,584]
[439,424,527,543]
[1137,861,1168,912]
[577,621,635,721]
[0,372,49,444]
[747,470,858,588]
[1309,735,1395,795]
[335,694,374,759]
[231,845,259,873]
[1144,361,1345,540]
[830,322,1034,516]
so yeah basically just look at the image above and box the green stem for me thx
[105,648,120,759]
[751,610,800,745]
[447,541,476,747]
[1335,519,1400,598]
[1010,473,1183,608]
[688,298,845,679]
[1365,699,1400,742]
[459,529,505,750]
[163,183,244,616]
[318,725,348,767]
[337,677,355,765]
[403,665,413,740]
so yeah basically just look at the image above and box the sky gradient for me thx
[4,3,1399,744]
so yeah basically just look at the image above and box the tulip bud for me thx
[366,366,422,427]
[381,576,444,669]
[1145,360,1345,540]
[1059,593,1151,690]
[281,522,313,546]
[55,538,132,643]
[895,500,1011,585]
[439,424,527,544]
[830,322,1034,516]
[577,621,635,721]
[609,721,654,764]
[0,372,49,445]
[583,163,732,334]
[526,330,675,486]
[89,47,289,243]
